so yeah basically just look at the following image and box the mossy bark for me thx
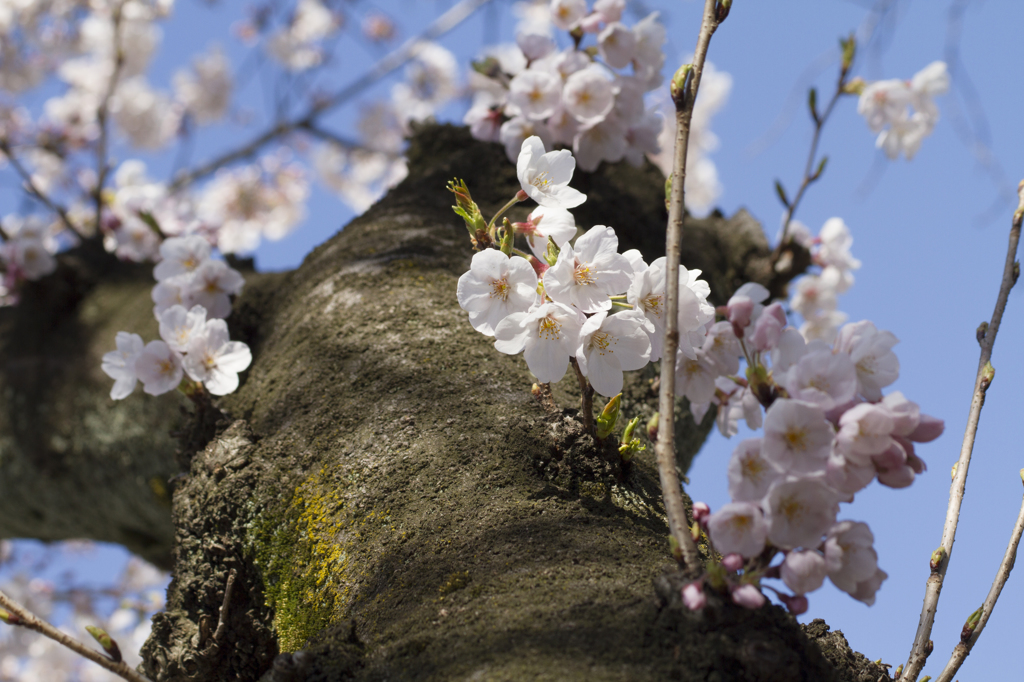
[1,123,885,680]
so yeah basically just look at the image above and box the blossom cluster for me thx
[102,235,251,399]
[687,299,944,612]
[782,216,862,344]
[856,61,949,160]
[457,136,713,399]
[465,0,668,173]
[455,136,944,616]
[0,214,59,302]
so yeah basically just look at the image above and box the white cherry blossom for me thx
[543,224,631,313]
[762,399,834,474]
[575,309,652,397]
[457,250,538,336]
[183,319,253,395]
[494,301,585,383]
[501,117,555,163]
[598,22,635,69]
[674,349,718,404]
[781,549,827,595]
[158,304,208,353]
[764,476,839,550]
[785,349,858,410]
[727,438,782,503]
[835,321,899,401]
[516,135,586,209]
[509,69,563,121]
[135,340,184,396]
[562,65,615,124]
[706,502,768,558]
[824,521,879,596]
[153,235,211,281]
[549,0,586,31]
[187,260,244,319]
[518,205,577,258]
[101,332,145,400]
[626,256,714,361]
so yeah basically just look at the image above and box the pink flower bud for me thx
[730,584,766,609]
[692,502,711,524]
[682,582,706,611]
[779,593,809,615]
[909,414,944,443]
[871,441,907,471]
[750,302,787,352]
[877,463,915,489]
[721,553,744,572]
[727,299,755,338]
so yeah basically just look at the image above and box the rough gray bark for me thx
[2,124,886,680]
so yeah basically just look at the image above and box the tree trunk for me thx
[2,124,887,680]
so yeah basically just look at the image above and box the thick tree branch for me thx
[903,180,1024,680]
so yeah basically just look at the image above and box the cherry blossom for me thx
[516,205,577,258]
[183,319,253,395]
[135,340,184,396]
[781,549,828,595]
[762,399,834,474]
[706,502,768,558]
[101,332,146,400]
[575,309,652,397]
[543,224,631,313]
[516,135,587,209]
[493,301,586,383]
[763,476,839,550]
[727,438,783,503]
[457,250,538,336]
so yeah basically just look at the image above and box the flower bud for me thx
[721,553,743,572]
[544,236,561,267]
[0,608,19,625]
[930,547,946,573]
[646,412,659,443]
[500,218,514,257]
[447,178,488,242]
[692,501,710,525]
[682,581,706,611]
[730,584,766,609]
[86,625,123,663]
[670,64,693,107]
[961,607,983,644]
[779,593,809,615]
[751,302,787,352]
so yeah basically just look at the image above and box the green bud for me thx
[664,175,672,210]
[544,236,560,267]
[471,57,502,79]
[893,665,903,679]
[447,179,488,245]
[670,64,693,107]
[86,625,123,663]
[808,87,819,124]
[981,361,995,391]
[596,394,621,440]
[618,416,645,462]
[0,608,17,625]
[812,156,828,181]
[961,606,983,643]
[839,33,856,74]
[500,218,514,256]
[1019,468,1024,487]
[951,462,958,481]
[930,547,946,572]
[842,77,866,96]
[668,534,684,563]
[774,180,790,209]
[647,412,660,443]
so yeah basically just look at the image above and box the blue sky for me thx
[17,1,1024,678]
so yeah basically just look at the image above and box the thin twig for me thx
[902,180,1024,680]
[772,60,850,260]
[0,589,153,682]
[656,0,725,576]
[0,141,82,238]
[169,0,493,192]
[933,477,1024,682]
[93,1,127,235]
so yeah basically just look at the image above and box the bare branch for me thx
[0,589,153,682]
[934,475,1024,682]
[656,0,726,576]
[0,141,82,238]
[169,0,493,192]
[903,180,1024,680]
[93,1,127,236]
